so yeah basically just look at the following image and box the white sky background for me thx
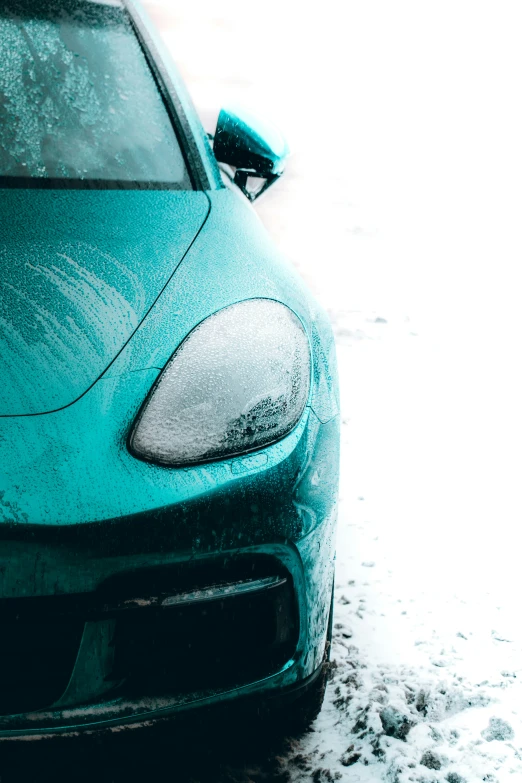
[146,0,522,585]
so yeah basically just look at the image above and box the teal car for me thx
[0,0,340,739]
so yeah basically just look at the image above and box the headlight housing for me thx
[129,299,311,466]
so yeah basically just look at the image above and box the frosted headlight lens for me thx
[130,299,310,466]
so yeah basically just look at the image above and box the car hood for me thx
[0,188,209,416]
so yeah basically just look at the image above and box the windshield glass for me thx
[0,0,191,189]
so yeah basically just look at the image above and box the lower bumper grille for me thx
[0,554,298,715]
[104,556,298,697]
[0,617,83,715]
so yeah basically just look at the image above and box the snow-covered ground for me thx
[285,313,522,782]
[147,3,522,780]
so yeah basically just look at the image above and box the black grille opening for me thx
[0,616,84,715]
[105,557,298,697]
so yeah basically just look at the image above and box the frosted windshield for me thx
[0,0,191,189]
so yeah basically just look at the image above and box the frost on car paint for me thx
[0,187,210,416]
[0,0,189,186]
[0,246,141,413]
[130,299,311,465]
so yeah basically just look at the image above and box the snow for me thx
[270,310,522,782]
[156,2,522,779]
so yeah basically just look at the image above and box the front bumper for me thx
[0,391,339,739]
[0,538,327,740]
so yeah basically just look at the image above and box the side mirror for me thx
[212,107,289,201]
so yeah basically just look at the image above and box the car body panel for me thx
[0,189,210,416]
[0,188,340,736]
[0,0,340,739]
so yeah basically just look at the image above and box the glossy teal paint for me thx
[0,185,339,734]
[0,0,340,739]
[0,188,209,415]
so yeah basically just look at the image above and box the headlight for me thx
[129,299,311,466]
